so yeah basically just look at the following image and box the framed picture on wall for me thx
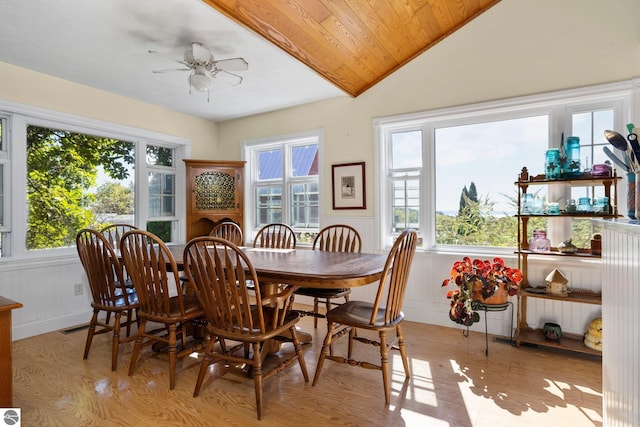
[332,162,366,209]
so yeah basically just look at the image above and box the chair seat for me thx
[169,295,202,317]
[113,293,139,307]
[214,307,301,341]
[140,295,203,321]
[295,288,350,298]
[89,283,138,310]
[327,300,404,329]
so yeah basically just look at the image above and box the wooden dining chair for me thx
[209,221,244,245]
[252,223,296,296]
[179,221,245,290]
[252,223,296,249]
[100,223,138,299]
[183,237,308,420]
[76,229,139,371]
[294,224,361,328]
[312,230,418,405]
[119,229,205,390]
[99,223,138,248]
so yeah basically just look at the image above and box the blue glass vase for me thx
[545,149,561,180]
[563,136,581,177]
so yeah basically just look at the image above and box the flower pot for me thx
[472,284,508,305]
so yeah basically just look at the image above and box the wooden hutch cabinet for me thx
[184,159,245,240]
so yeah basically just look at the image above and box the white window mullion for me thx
[282,142,291,225]
[9,115,27,258]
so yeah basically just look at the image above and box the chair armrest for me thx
[260,284,298,307]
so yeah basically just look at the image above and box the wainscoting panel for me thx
[601,220,639,427]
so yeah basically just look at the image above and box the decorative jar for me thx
[543,322,563,341]
[546,202,560,215]
[521,193,534,214]
[577,197,592,212]
[591,163,611,177]
[545,149,562,180]
[529,230,551,252]
[531,197,544,214]
[563,136,581,177]
[593,196,609,214]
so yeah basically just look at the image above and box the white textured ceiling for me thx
[0,0,346,121]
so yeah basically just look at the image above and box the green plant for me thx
[442,257,522,326]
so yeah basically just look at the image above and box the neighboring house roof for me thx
[258,144,318,180]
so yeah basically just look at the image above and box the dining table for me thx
[168,244,389,349]
[168,245,388,289]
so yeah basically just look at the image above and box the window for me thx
[389,130,422,234]
[146,144,178,242]
[243,131,321,244]
[376,81,633,250]
[1,102,188,260]
[434,116,548,247]
[25,125,138,250]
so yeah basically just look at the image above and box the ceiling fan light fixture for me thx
[190,67,211,92]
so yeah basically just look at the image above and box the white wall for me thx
[2,0,640,341]
[0,62,220,157]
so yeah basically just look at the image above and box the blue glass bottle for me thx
[563,136,581,177]
[545,149,561,180]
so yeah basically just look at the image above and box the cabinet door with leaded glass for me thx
[184,160,245,240]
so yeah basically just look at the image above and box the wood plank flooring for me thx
[11,307,602,426]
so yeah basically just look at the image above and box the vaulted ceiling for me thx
[0,0,500,121]
[203,0,500,96]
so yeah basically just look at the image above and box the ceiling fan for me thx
[149,42,248,98]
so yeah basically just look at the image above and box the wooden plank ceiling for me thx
[202,0,500,97]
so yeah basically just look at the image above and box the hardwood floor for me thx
[12,307,602,426]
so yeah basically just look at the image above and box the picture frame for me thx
[332,162,366,210]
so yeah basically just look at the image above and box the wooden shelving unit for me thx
[514,166,620,355]
[516,327,602,356]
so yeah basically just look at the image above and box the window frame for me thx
[0,114,10,257]
[0,99,190,262]
[145,144,180,240]
[375,80,636,252]
[242,129,322,244]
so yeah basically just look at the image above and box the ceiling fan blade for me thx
[149,50,190,67]
[214,58,248,72]
[152,68,191,73]
[218,70,244,86]
[191,42,212,63]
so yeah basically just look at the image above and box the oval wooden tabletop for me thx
[170,245,387,289]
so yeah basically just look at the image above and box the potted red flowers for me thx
[442,256,523,326]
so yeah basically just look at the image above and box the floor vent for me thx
[61,324,90,334]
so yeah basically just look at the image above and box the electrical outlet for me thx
[74,283,84,296]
